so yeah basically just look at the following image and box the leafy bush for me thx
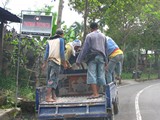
[0,74,35,108]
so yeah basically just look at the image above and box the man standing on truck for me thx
[106,36,124,84]
[42,28,67,102]
[76,22,108,99]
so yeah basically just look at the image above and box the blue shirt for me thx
[106,36,119,55]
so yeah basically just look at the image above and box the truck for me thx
[36,69,119,120]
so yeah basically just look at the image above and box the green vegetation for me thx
[121,72,158,80]
[0,73,35,109]
[121,72,133,80]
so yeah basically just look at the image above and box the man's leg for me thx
[87,59,100,98]
[96,55,106,94]
[106,57,117,83]
[90,84,99,97]
[52,88,57,100]
[46,61,60,102]
[96,55,106,83]
[46,62,55,102]
[50,62,61,100]
[46,88,55,102]
[115,62,122,84]
[115,54,124,84]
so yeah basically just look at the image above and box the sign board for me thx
[21,14,52,36]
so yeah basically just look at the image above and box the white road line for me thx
[135,83,160,120]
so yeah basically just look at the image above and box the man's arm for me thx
[105,37,108,64]
[65,44,72,68]
[65,44,72,61]
[76,35,90,63]
[60,38,67,69]
[42,43,49,70]
[44,43,49,61]
[60,38,66,60]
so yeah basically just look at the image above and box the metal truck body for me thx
[36,70,118,120]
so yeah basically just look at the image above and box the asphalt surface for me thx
[115,79,160,120]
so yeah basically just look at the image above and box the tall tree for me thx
[1,0,10,9]
[57,0,64,28]
[83,0,89,42]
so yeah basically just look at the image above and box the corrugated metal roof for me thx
[0,7,21,23]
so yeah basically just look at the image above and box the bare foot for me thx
[46,98,56,102]
[52,94,57,100]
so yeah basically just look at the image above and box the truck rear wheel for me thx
[107,114,114,120]
[113,97,119,115]
[106,104,115,120]
[97,117,113,120]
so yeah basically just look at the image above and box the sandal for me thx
[87,94,102,99]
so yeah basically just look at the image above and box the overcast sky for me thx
[0,0,83,31]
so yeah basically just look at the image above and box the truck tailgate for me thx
[38,95,107,119]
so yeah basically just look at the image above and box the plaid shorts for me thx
[46,61,61,89]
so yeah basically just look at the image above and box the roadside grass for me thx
[121,72,133,80]
[122,72,158,81]
[140,73,158,81]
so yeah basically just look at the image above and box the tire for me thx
[106,104,115,120]
[113,97,119,115]
[106,115,114,120]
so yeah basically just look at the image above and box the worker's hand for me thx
[67,66,73,70]
[63,62,68,70]
[41,62,46,71]
[76,62,81,67]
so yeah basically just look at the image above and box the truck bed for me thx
[38,95,108,120]
[36,70,117,119]
[40,95,105,105]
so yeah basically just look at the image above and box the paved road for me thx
[115,79,160,120]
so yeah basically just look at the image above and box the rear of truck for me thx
[36,70,118,120]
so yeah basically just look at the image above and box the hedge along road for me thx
[115,79,160,120]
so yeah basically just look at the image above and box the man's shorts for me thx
[87,55,106,86]
[47,61,61,89]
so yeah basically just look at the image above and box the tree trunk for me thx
[135,43,139,81]
[155,50,160,79]
[82,0,89,43]
[154,50,159,70]
[57,0,63,28]
[0,22,4,72]
[158,61,160,79]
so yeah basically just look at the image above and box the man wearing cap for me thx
[42,28,67,102]
[65,39,82,69]
[76,22,108,99]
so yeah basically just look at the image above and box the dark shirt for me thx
[76,30,108,63]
